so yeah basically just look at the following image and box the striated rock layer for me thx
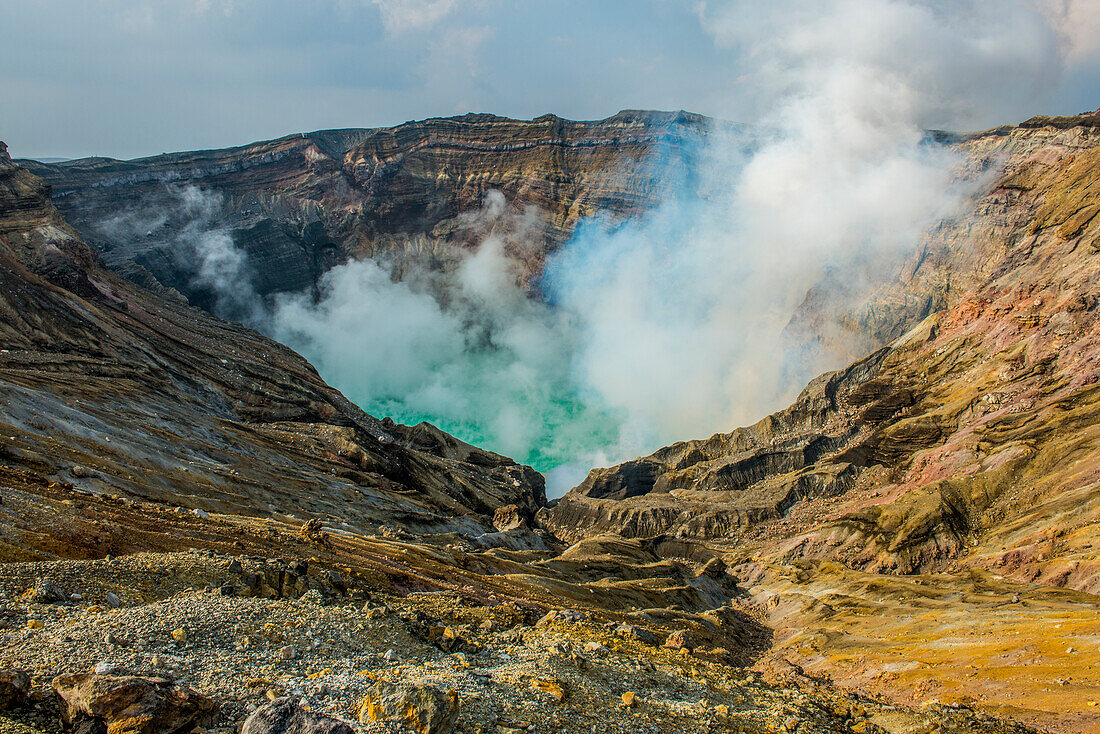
[20,111,710,308]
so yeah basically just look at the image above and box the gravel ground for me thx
[0,552,1043,734]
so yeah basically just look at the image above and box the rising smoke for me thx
[117,0,1088,497]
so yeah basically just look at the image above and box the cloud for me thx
[1040,0,1100,63]
[370,0,457,32]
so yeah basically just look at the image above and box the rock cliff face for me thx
[20,111,709,308]
[0,141,544,538]
[546,112,1100,593]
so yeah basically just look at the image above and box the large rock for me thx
[241,697,353,734]
[51,674,217,734]
[28,579,68,603]
[358,682,459,734]
[0,669,30,710]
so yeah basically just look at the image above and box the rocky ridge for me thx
[19,111,710,308]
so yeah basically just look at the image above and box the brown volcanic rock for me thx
[20,111,710,304]
[0,143,543,540]
[52,673,216,734]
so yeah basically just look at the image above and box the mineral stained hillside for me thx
[0,109,1096,734]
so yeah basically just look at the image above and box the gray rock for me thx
[242,697,354,734]
[30,579,67,603]
[104,592,122,608]
[614,624,657,645]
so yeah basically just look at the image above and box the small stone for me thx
[784,716,801,731]
[28,579,67,604]
[583,641,609,656]
[104,592,122,609]
[192,508,210,519]
[227,559,244,574]
[93,662,115,675]
[171,628,188,644]
[621,691,637,708]
[663,630,688,650]
[383,649,398,662]
[535,610,560,627]
[27,619,43,630]
[531,678,567,702]
[278,645,296,660]
[150,655,165,669]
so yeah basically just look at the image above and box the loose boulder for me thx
[492,505,527,532]
[358,682,459,734]
[0,669,30,710]
[28,579,67,603]
[241,696,354,734]
[52,674,217,734]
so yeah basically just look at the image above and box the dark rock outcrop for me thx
[242,697,354,734]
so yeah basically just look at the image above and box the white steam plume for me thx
[270,191,622,474]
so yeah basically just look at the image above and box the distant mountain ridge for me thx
[19,110,712,312]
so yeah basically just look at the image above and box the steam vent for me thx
[3,3,1100,733]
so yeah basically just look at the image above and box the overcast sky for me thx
[2,0,1098,160]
